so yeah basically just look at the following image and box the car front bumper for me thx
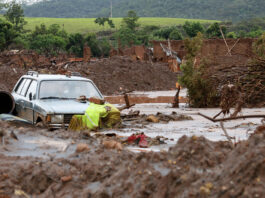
[47,123,69,129]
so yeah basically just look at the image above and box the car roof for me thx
[22,74,91,81]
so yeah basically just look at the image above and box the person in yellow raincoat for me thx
[68,98,121,132]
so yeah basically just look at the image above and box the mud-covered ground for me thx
[0,121,264,198]
[0,104,264,198]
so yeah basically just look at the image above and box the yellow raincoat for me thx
[68,103,120,131]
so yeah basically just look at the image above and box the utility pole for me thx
[110,0,112,18]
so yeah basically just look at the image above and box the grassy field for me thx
[24,17,219,34]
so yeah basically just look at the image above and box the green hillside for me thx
[23,0,265,22]
[24,17,218,34]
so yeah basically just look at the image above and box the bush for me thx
[238,30,247,38]
[98,39,111,57]
[246,29,264,38]
[142,25,160,33]
[179,33,218,107]
[206,22,227,38]
[154,26,177,39]
[183,21,205,38]
[66,33,84,57]
[227,31,237,38]
[115,27,137,47]
[85,33,102,57]
[11,34,30,49]
[30,34,66,55]
[169,29,183,40]
[0,18,18,51]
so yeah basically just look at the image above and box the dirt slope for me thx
[0,53,178,95]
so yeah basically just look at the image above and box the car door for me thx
[13,78,26,117]
[24,80,38,123]
[16,78,32,121]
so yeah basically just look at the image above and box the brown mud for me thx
[0,53,178,95]
[0,121,264,198]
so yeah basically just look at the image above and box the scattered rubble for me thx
[121,111,193,127]
[75,143,90,153]
[102,140,123,150]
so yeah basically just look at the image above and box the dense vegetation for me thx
[22,0,265,22]
[1,2,265,59]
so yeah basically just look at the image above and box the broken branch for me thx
[172,85,181,108]
[220,121,234,146]
[198,113,265,122]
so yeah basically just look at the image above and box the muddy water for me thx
[117,103,263,151]
[0,89,264,157]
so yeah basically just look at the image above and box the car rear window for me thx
[20,79,32,96]
[26,80,37,99]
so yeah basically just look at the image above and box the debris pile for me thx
[207,62,265,107]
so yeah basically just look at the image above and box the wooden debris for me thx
[118,91,135,111]
[14,189,30,198]
[220,121,234,146]
[172,84,181,108]
[198,113,265,122]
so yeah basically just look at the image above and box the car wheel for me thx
[36,118,46,128]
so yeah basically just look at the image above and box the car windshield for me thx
[39,80,102,99]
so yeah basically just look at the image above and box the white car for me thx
[12,71,103,128]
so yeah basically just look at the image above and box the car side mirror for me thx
[29,93,32,101]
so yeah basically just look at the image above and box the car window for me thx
[20,79,32,96]
[15,78,25,94]
[26,80,37,100]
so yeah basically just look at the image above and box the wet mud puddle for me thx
[0,133,74,159]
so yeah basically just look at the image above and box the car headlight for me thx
[51,115,64,123]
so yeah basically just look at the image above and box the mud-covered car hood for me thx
[34,99,90,114]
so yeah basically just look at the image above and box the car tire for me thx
[36,120,46,128]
